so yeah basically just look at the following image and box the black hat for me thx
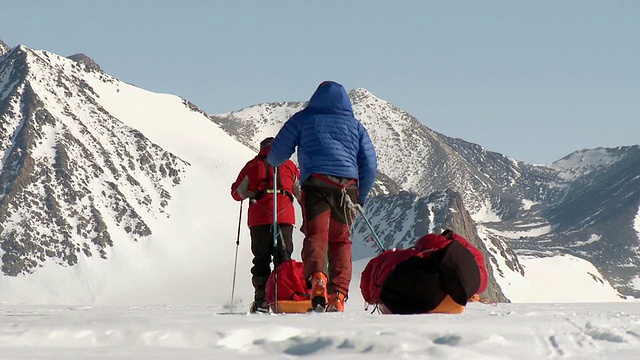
[260,137,274,150]
[379,240,481,314]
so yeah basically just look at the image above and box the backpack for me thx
[379,241,481,314]
[265,259,310,303]
[251,156,294,202]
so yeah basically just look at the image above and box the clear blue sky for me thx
[2,1,638,164]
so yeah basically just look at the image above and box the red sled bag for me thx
[265,259,310,303]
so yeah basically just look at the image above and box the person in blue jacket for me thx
[267,81,378,312]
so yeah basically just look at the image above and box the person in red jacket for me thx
[231,137,301,313]
[360,229,488,314]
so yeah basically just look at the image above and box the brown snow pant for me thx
[301,174,358,296]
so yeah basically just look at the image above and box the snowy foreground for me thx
[1,302,639,359]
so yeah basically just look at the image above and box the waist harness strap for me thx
[251,157,294,202]
[264,188,294,202]
[311,173,357,188]
[310,174,359,226]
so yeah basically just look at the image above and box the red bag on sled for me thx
[265,259,312,313]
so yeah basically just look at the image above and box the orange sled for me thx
[379,295,466,315]
[270,300,313,314]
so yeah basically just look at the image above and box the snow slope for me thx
[1,302,639,359]
[0,66,305,306]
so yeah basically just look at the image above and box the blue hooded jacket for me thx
[267,81,377,205]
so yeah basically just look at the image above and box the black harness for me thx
[251,157,294,202]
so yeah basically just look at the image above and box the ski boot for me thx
[310,272,328,312]
[249,299,269,314]
[327,292,345,312]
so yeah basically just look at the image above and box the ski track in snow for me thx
[1,302,639,359]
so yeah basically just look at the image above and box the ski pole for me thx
[357,206,385,254]
[229,200,243,307]
[272,166,279,313]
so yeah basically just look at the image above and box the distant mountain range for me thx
[1,39,637,303]
[211,86,640,299]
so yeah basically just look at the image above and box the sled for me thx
[266,260,312,313]
[428,295,465,314]
[379,295,466,315]
[270,299,313,314]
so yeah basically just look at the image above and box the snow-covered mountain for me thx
[535,147,640,295]
[0,41,261,305]
[0,40,630,305]
[0,39,9,57]
[211,85,639,300]
[0,45,189,276]
[213,89,564,216]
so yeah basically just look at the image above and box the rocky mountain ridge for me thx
[211,87,640,298]
[0,43,187,276]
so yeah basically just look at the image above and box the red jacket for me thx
[231,147,300,227]
[360,232,488,305]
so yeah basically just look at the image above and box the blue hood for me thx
[267,81,378,205]
[306,81,353,115]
